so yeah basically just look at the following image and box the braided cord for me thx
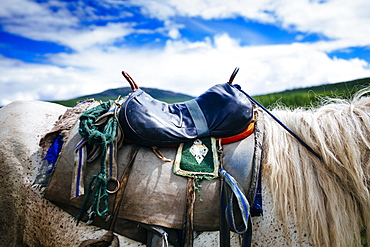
[77,100,118,223]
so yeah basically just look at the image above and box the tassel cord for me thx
[77,101,119,223]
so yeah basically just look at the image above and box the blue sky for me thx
[0,0,369,106]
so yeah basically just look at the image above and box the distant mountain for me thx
[53,87,194,107]
[52,77,370,108]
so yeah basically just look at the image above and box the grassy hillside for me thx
[52,77,370,108]
[254,77,370,109]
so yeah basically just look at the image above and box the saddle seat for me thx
[119,70,254,147]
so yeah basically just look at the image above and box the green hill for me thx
[52,77,370,108]
[254,77,370,109]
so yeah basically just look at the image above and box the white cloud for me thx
[270,0,370,46]
[1,0,370,106]
[0,0,79,37]
[129,0,370,47]
[168,27,181,39]
[58,22,135,51]
[1,34,369,106]
[0,0,135,51]
[0,56,97,105]
[132,0,275,21]
[3,0,369,50]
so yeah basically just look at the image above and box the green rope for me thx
[76,100,118,223]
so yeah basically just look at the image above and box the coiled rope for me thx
[77,100,119,223]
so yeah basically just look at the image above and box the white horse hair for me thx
[0,88,368,246]
[263,88,369,246]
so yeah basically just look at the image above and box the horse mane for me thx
[262,87,370,246]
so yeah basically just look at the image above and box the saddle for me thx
[119,69,253,146]
[37,68,263,246]
[40,117,264,245]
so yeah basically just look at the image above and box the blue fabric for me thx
[43,134,64,173]
[220,168,250,234]
[184,99,209,137]
[119,83,253,146]
[232,84,242,90]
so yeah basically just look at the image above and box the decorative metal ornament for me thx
[189,139,208,164]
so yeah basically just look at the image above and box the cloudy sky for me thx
[1,0,369,106]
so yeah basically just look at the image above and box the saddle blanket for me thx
[42,115,263,234]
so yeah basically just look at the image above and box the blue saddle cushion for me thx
[119,83,253,146]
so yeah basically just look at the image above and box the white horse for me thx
[0,88,368,247]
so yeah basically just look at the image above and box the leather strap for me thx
[183,177,196,247]
[237,85,322,161]
[220,179,231,247]
[242,219,253,247]
[218,139,230,247]
[79,145,140,247]
[184,99,209,137]
[109,145,140,230]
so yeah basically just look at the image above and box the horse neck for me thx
[260,99,370,247]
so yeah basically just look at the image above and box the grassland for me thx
[52,77,370,109]
[254,77,370,109]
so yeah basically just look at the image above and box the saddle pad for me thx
[119,83,253,146]
[43,115,264,233]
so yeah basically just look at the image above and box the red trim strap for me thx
[219,121,255,145]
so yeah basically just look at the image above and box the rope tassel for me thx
[74,99,125,224]
[77,173,109,224]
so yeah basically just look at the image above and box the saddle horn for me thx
[228,67,240,84]
[122,71,139,91]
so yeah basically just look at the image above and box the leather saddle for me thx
[119,68,253,146]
